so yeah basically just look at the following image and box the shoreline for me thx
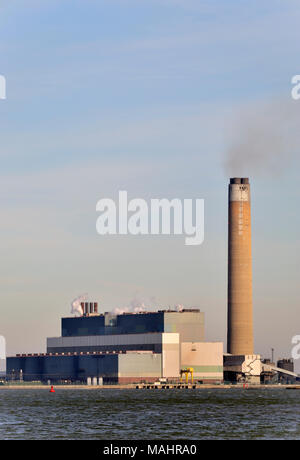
[0,384,299,390]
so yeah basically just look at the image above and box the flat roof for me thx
[62,308,201,319]
[9,350,157,358]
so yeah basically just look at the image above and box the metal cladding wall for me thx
[118,353,161,383]
[181,342,223,381]
[117,312,165,334]
[43,355,78,380]
[77,355,118,380]
[42,355,119,381]
[227,178,254,355]
[62,312,164,337]
[62,316,105,337]
[6,356,23,378]
[164,311,204,342]
[46,333,180,381]
[7,354,120,382]
[47,332,179,354]
[162,334,180,378]
[61,310,204,341]
[7,356,45,380]
[7,353,165,383]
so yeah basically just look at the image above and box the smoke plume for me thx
[112,294,155,315]
[224,97,300,176]
[71,293,88,316]
[112,298,190,315]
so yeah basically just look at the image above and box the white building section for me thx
[181,342,223,381]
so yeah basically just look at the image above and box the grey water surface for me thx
[0,388,299,440]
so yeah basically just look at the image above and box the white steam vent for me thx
[112,294,156,315]
[71,293,88,316]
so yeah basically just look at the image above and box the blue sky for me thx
[0,0,300,371]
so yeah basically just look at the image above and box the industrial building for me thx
[6,178,298,385]
[223,354,262,384]
[260,359,297,385]
[7,309,223,384]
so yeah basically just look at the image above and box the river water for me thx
[0,388,299,440]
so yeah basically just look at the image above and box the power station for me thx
[5,178,298,385]
[7,309,223,384]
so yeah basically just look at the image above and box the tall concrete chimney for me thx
[227,178,254,355]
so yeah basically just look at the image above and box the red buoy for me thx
[49,385,55,393]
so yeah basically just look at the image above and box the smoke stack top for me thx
[230,177,249,184]
[229,177,251,204]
